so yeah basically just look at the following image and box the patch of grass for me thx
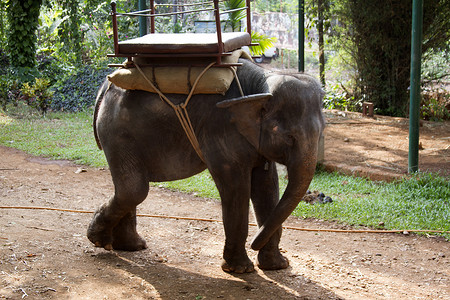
[154,170,220,200]
[0,103,106,167]
[290,171,450,239]
[1,106,448,239]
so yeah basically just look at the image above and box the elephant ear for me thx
[217,93,272,149]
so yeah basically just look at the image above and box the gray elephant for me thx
[88,59,325,273]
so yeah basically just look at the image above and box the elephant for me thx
[88,59,325,273]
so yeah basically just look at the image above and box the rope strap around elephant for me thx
[135,62,217,163]
[1,206,449,235]
[134,62,246,163]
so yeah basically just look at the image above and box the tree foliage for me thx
[0,0,7,51]
[332,0,450,116]
[1,0,449,118]
[223,0,275,54]
[58,0,82,65]
[223,0,246,31]
[7,0,43,68]
[253,0,298,13]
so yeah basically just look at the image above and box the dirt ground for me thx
[322,110,450,181]
[1,112,449,299]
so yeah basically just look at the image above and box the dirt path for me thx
[323,110,450,181]
[0,143,449,299]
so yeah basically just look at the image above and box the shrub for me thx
[323,83,360,111]
[0,75,8,109]
[20,78,54,113]
[420,87,450,121]
[331,0,450,117]
[36,54,70,85]
[51,65,112,112]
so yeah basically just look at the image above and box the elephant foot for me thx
[112,230,147,251]
[87,210,114,251]
[87,222,147,251]
[221,256,255,274]
[88,206,147,252]
[257,250,289,270]
[111,210,147,251]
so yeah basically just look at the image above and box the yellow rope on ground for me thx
[1,206,449,234]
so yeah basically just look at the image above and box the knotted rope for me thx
[135,62,218,163]
[134,62,246,163]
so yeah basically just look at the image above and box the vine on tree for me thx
[6,0,43,68]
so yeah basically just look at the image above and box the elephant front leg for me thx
[251,162,289,270]
[221,212,254,273]
[214,169,254,273]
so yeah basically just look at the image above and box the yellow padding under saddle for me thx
[107,50,252,95]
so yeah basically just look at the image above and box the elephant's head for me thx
[217,73,325,250]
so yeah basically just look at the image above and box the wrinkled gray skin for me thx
[88,59,325,273]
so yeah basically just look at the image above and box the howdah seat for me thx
[108,0,253,67]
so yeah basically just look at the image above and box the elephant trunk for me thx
[250,151,318,250]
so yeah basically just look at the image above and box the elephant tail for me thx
[93,80,111,150]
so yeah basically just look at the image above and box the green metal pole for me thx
[139,0,147,37]
[408,0,423,173]
[298,0,304,72]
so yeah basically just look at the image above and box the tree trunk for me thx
[318,0,325,87]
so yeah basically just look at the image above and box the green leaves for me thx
[6,0,43,68]
[249,31,276,55]
[58,0,82,65]
[50,65,112,112]
[223,0,246,32]
[222,0,276,55]
[20,77,54,113]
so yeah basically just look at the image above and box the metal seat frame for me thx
[108,0,253,68]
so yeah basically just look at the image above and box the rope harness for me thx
[134,63,245,163]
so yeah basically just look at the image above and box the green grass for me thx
[1,105,449,239]
[292,171,449,239]
[156,170,220,199]
[0,103,106,167]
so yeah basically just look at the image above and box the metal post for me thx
[111,2,119,55]
[408,0,423,173]
[298,0,304,72]
[139,0,147,37]
[213,0,223,64]
[246,0,251,36]
[150,0,155,33]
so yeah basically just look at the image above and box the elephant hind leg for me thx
[87,187,149,251]
[87,154,149,251]
[112,210,147,251]
[87,204,148,251]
